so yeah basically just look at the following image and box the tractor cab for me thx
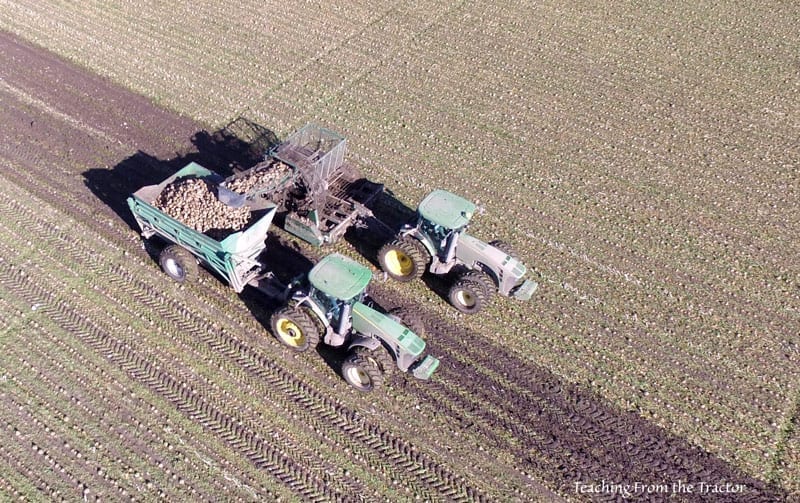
[306,253,372,345]
[415,189,476,260]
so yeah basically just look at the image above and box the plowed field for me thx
[0,0,798,500]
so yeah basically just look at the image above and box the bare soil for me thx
[0,30,790,501]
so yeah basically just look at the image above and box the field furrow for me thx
[0,2,798,498]
[0,167,493,499]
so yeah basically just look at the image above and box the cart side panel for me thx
[220,205,277,255]
[127,194,232,281]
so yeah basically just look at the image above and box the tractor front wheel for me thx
[159,245,198,283]
[448,271,494,314]
[378,238,429,282]
[270,307,320,352]
[342,347,388,392]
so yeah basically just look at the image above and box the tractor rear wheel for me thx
[270,306,320,352]
[342,347,387,392]
[388,306,426,339]
[489,240,521,262]
[378,237,429,282]
[159,245,198,283]
[448,271,494,314]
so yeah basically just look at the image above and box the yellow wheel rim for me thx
[456,290,476,308]
[385,249,413,276]
[276,319,305,347]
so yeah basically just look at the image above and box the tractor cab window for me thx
[310,286,365,324]
[310,287,338,321]
[420,220,451,249]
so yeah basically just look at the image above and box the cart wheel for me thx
[159,245,198,283]
[270,306,320,352]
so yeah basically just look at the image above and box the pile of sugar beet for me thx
[153,177,251,240]
[224,160,291,195]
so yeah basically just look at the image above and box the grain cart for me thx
[127,163,438,391]
[271,253,439,392]
[378,189,538,314]
[127,162,284,295]
[222,124,382,247]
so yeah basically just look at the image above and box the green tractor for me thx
[270,253,439,392]
[378,189,538,314]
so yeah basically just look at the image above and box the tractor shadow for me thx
[344,187,411,265]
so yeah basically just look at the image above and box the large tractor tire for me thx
[341,346,395,392]
[448,270,494,314]
[489,239,521,262]
[270,306,320,352]
[378,237,429,282]
[159,245,198,283]
[388,306,426,339]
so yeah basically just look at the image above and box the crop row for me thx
[0,74,545,498]
[0,92,789,499]
[0,162,494,500]
[1,13,797,495]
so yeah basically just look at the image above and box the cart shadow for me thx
[83,117,279,231]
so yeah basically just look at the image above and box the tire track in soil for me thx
[0,55,501,497]
[0,30,198,155]
[0,95,787,501]
[0,199,358,500]
[0,186,486,501]
[3,73,792,486]
[285,238,789,501]
[367,283,788,501]
[0,260,349,503]
[0,318,243,501]
[0,328,141,500]
[0,30,792,501]
[0,102,549,499]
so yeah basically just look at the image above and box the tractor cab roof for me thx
[308,253,372,301]
[417,189,476,230]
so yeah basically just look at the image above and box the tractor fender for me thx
[351,302,427,372]
[400,227,436,257]
[347,335,382,353]
[291,294,330,329]
[456,234,529,295]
